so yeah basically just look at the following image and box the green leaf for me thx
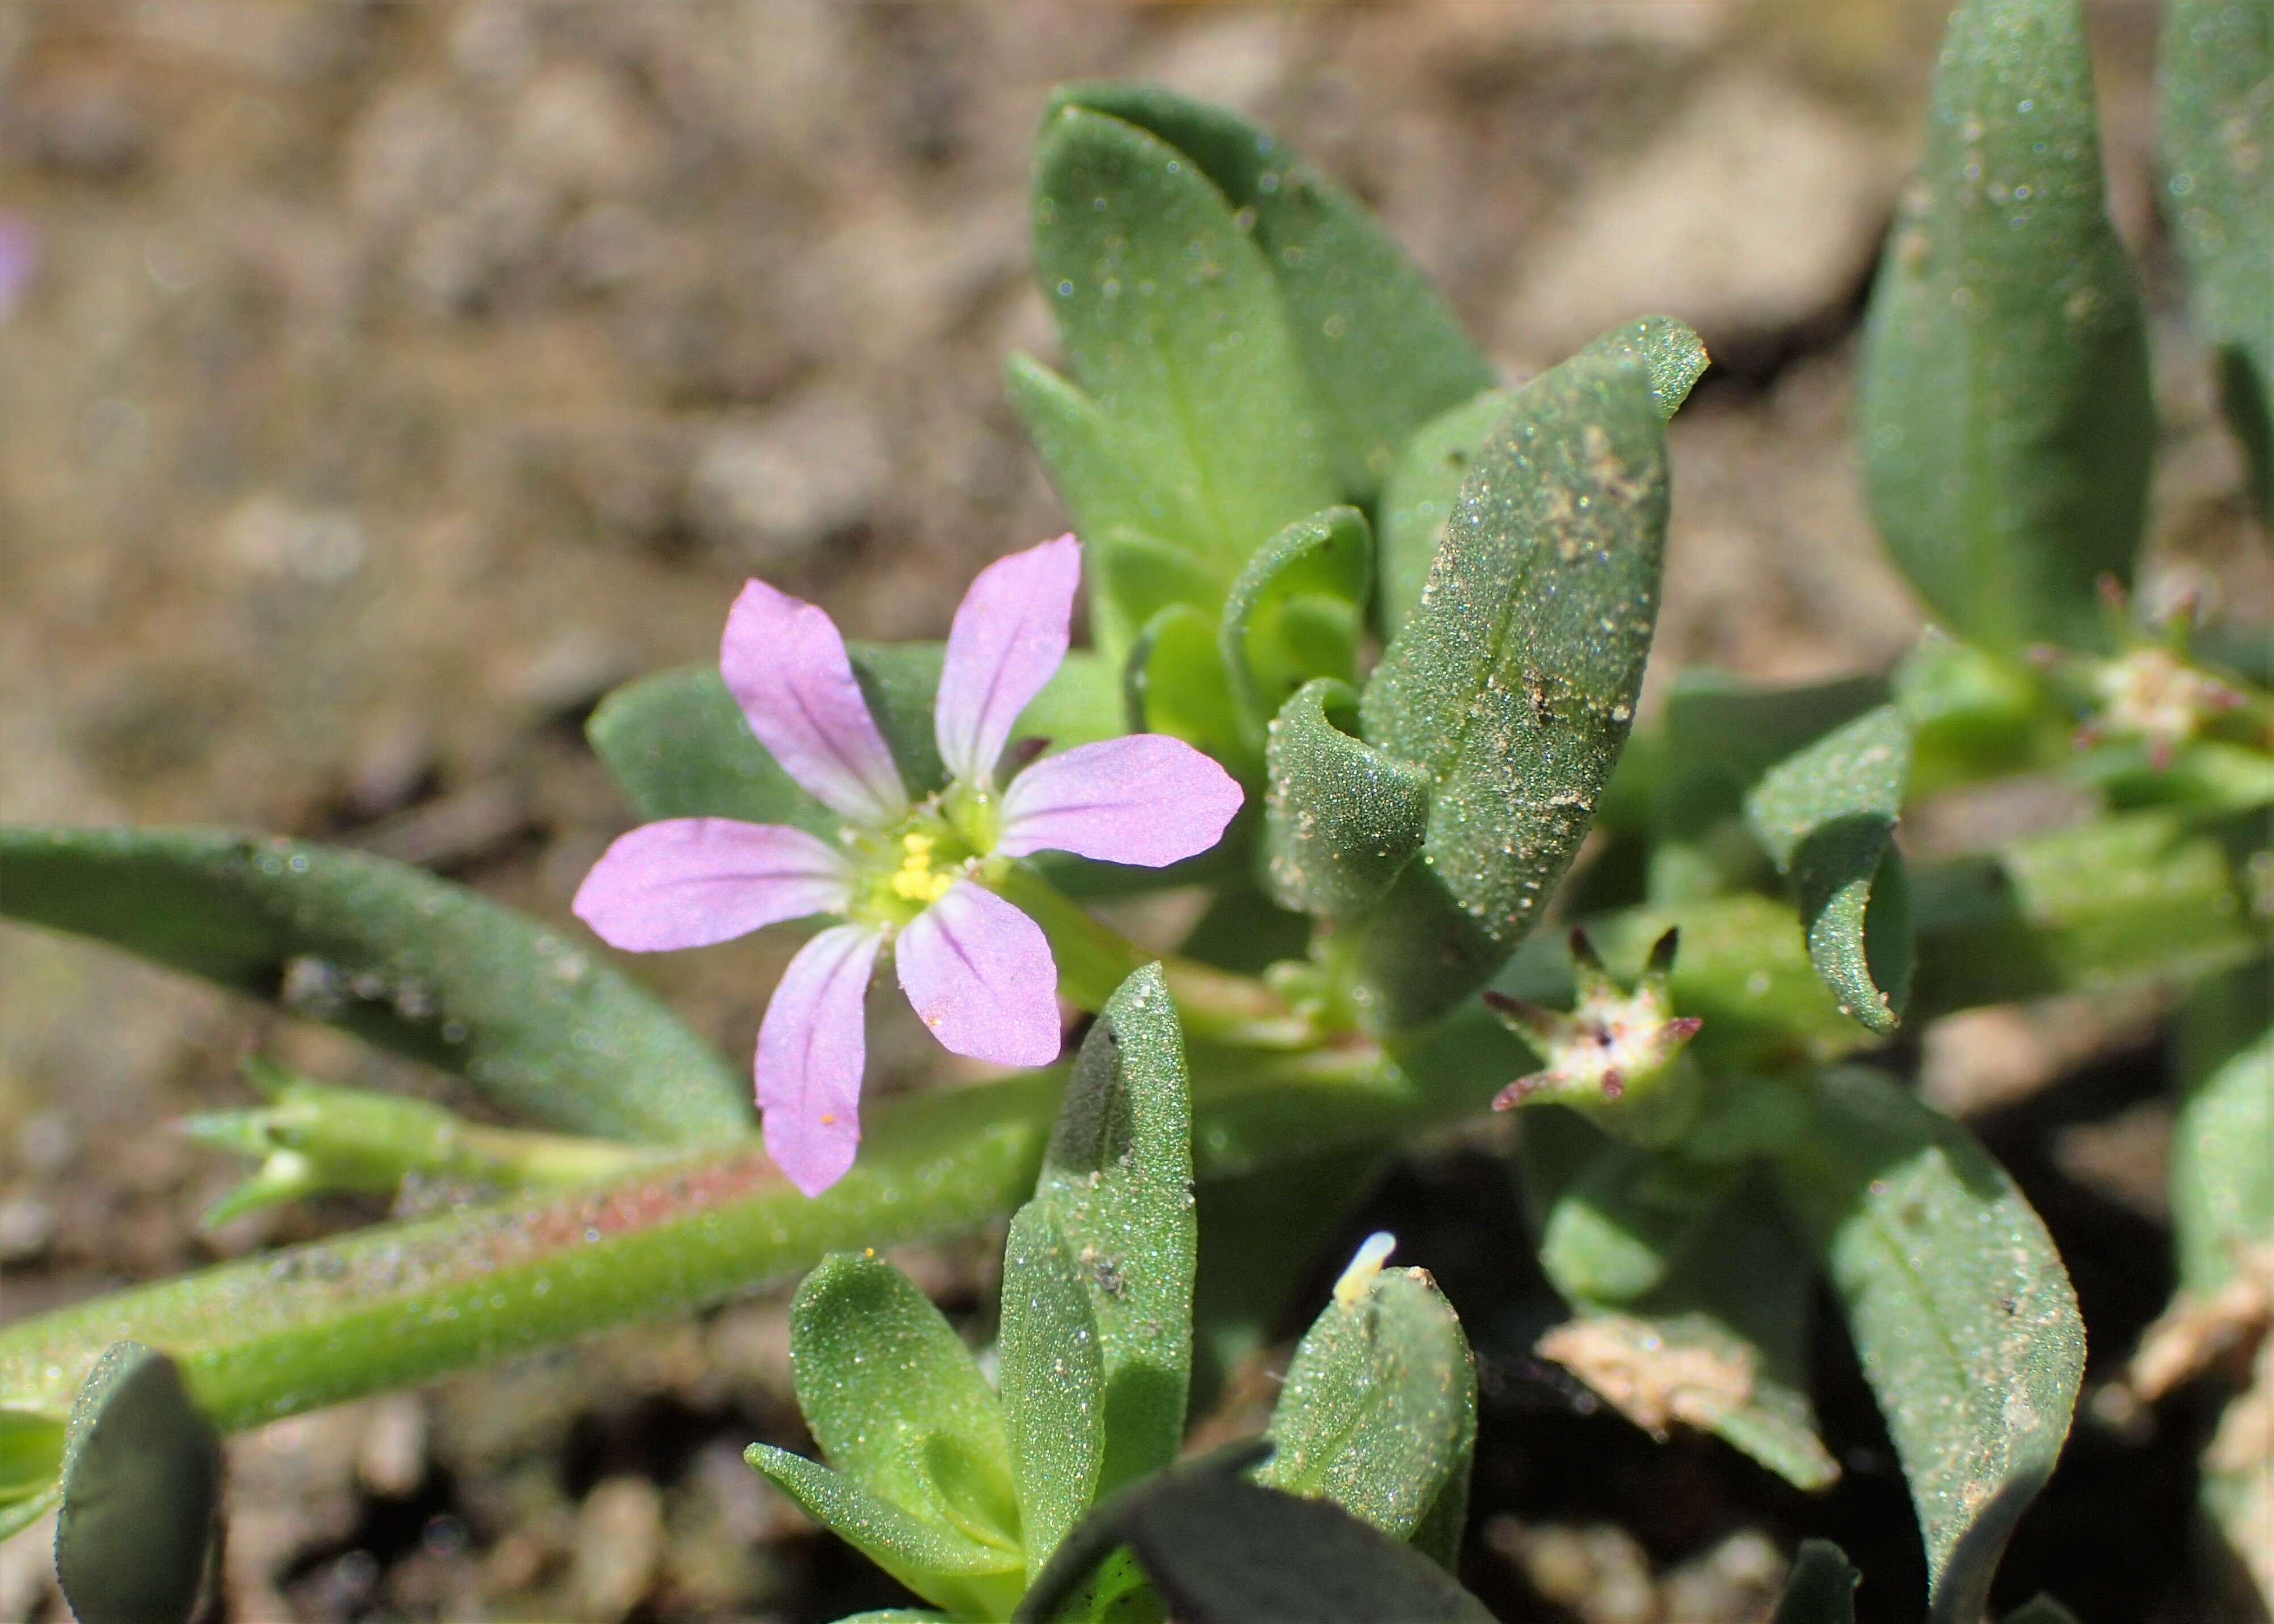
[1015,1439,1272,1624]
[1746,705,1917,1035]
[1262,678,1430,923]
[1907,809,2263,1011]
[1603,670,1891,841]
[1358,354,1670,1019]
[1031,965,1197,1497]
[0,1408,64,1534]
[1007,356,1214,622]
[747,1445,1025,1622]
[2172,963,2274,1293]
[833,1613,954,1623]
[1770,1540,1860,1624]
[1376,388,1508,644]
[1124,605,1250,772]
[787,1253,1021,1555]
[1858,0,2155,650]
[588,661,836,835]
[1047,83,1497,508]
[1773,1066,2084,1624]
[1376,317,1703,641]
[0,1407,63,1497]
[1189,1145,1384,1405]
[591,646,1124,830]
[1220,506,1371,739]
[1095,529,1226,634]
[54,1343,221,1624]
[2162,0,2274,518]
[1103,1475,1497,1624]
[0,826,747,1144]
[1522,1119,1839,1493]
[1535,1139,1738,1306]
[1260,1264,1478,1569]
[998,1206,1107,1577]
[1575,315,1712,422]
[1024,105,1340,655]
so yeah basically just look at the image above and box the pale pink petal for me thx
[574,819,852,952]
[934,534,1081,786]
[722,579,907,826]
[894,880,1061,1068]
[757,923,886,1197]
[995,736,1244,866]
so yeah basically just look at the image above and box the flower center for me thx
[889,832,957,906]
[846,811,978,930]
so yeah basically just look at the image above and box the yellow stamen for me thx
[889,831,956,904]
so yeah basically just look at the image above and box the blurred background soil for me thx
[0,2,2263,1620]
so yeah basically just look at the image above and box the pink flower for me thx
[575,535,1244,1195]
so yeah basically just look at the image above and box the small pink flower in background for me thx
[575,535,1243,1197]
[0,214,38,323]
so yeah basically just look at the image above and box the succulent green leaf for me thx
[2161,0,2274,517]
[1105,1475,1497,1624]
[1536,1140,1739,1306]
[591,645,1123,830]
[1359,354,1671,1015]
[1858,0,2155,650]
[1047,82,1497,507]
[54,1343,221,1624]
[0,1407,64,1513]
[1262,678,1431,923]
[1027,105,1338,644]
[1773,1066,2084,1624]
[1032,965,1197,1497]
[1575,315,1713,421]
[1124,604,1250,772]
[746,1445,1025,1621]
[1221,505,1372,738]
[1189,1144,1384,1405]
[1014,1439,1272,1624]
[588,661,836,836]
[1096,529,1227,636]
[787,1253,1021,1555]
[1521,1119,1839,1493]
[1007,355,1214,602]
[1603,670,1891,842]
[833,1613,954,1623]
[1376,388,1509,643]
[1746,705,1918,1035]
[0,825,746,1144]
[1907,809,2263,1011]
[1770,1540,1860,1624]
[998,1206,1107,1577]
[2173,964,2274,1293]
[1376,317,1702,641]
[1260,1265,1478,1569]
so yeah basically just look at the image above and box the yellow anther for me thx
[889,832,957,904]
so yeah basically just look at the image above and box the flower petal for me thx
[996,736,1245,866]
[574,819,851,951]
[756,923,886,1197]
[722,578,907,826]
[894,880,1061,1067]
[934,533,1081,786]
